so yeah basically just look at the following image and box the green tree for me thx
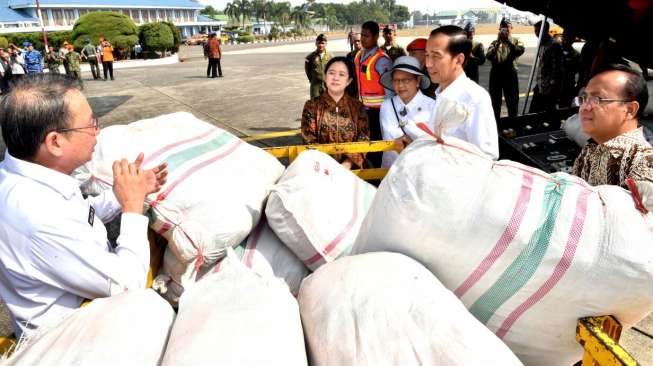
[139,22,174,57]
[235,0,252,29]
[224,2,241,26]
[291,4,313,30]
[201,5,218,15]
[271,1,291,28]
[0,36,8,49]
[391,5,410,23]
[72,11,138,51]
[162,21,182,53]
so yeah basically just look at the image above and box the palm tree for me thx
[235,0,251,30]
[224,2,240,26]
[291,3,313,30]
[273,2,291,29]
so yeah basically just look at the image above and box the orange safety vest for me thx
[354,48,388,108]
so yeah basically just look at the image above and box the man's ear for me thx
[43,131,65,158]
[625,101,640,120]
[455,53,466,67]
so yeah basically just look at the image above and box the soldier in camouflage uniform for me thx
[45,47,62,74]
[381,26,406,62]
[64,45,83,89]
[463,23,486,84]
[486,18,525,119]
[304,34,333,99]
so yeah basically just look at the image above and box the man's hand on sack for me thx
[395,135,413,152]
[112,153,168,214]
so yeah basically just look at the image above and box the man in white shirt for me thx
[0,74,167,338]
[425,25,499,160]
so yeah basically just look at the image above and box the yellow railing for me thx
[263,140,399,181]
[577,316,638,366]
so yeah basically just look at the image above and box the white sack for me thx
[353,135,653,366]
[214,216,309,296]
[3,290,174,366]
[161,251,307,366]
[299,252,523,366]
[266,150,376,271]
[74,112,285,304]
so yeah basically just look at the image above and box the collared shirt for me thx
[0,152,150,338]
[572,128,653,188]
[24,50,43,73]
[430,73,499,159]
[382,43,407,62]
[380,90,436,167]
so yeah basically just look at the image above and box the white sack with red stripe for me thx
[74,112,285,305]
[265,150,376,271]
[161,250,308,366]
[299,252,523,366]
[212,216,309,296]
[353,135,653,366]
[3,290,174,366]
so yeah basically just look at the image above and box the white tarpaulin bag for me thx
[353,135,653,366]
[299,252,523,366]
[161,250,308,366]
[2,290,174,365]
[74,112,285,304]
[213,216,309,296]
[266,150,376,271]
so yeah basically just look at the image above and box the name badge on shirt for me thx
[88,206,95,227]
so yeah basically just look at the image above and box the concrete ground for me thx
[0,36,651,363]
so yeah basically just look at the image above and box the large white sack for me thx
[353,135,653,366]
[74,112,285,304]
[2,290,174,365]
[161,250,308,366]
[212,215,310,296]
[266,150,376,271]
[299,252,523,366]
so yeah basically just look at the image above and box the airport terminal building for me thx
[0,0,224,38]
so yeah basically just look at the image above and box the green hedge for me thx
[72,11,139,51]
[139,22,174,55]
[161,21,182,53]
[238,33,255,43]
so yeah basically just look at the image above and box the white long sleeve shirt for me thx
[429,73,499,160]
[0,152,150,338]
[380,90,436,167]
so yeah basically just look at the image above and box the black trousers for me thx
[489,67,519,120]
[529,86,558,115]
[207,58,223,77]
[102,61,114,80]
[88,58,100,79]
[366,107,382,168]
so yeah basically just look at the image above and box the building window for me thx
[65,9,76,25]
[52,9,64,26]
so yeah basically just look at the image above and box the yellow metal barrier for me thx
[263,140,398,180]
[577,316,638,366]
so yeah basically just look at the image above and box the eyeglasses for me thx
[392,77,417,86]
[573,96,633,108]
[55,117,101,133]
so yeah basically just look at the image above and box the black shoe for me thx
[218,75,223,77]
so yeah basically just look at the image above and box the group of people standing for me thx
[0,37,115,94]
[299,20,652,194]
[303,21,499,170]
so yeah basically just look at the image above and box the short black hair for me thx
[362,21,380,37]
[0,74,82,160]
[324,56,352,79]
[429,25,472,60]
[595,64,649,117]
